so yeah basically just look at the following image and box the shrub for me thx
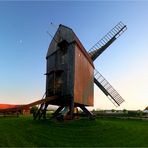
[30,106,38,114]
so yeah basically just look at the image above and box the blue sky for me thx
[0,1,148,110]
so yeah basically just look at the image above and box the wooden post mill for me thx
[34,22,127,120]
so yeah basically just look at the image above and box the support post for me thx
[42,103,49,119]
[33,103,44,120]
[79,104,95,120]
[38,102,49,120]
[52,106,64,118]
[69,97,74,119]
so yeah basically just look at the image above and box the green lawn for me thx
[0,116,148,147]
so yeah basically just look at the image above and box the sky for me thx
[0,1,148,110]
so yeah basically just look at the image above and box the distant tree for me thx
[99,110,105,113]
[145,106,148,110]
[139,111,143,117]
[137,110,143,117]
[92,109,96,112]
[111,109,115,113]
[30,106,38,114]
[123,109,128,114]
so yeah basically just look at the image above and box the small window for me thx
[58,40,69,50]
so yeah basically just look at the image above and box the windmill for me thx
[34,22,127,120]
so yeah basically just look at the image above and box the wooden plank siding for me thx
[46,24,94,106]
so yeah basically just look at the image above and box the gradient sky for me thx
[0,1,148,110]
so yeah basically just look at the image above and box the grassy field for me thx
[0,116,148,147]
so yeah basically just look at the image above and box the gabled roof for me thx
[0,104,19,109]
[46,24,93,66]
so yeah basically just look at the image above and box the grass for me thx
[0,115,148,147]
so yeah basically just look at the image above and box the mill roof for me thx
[46,24,94,67]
